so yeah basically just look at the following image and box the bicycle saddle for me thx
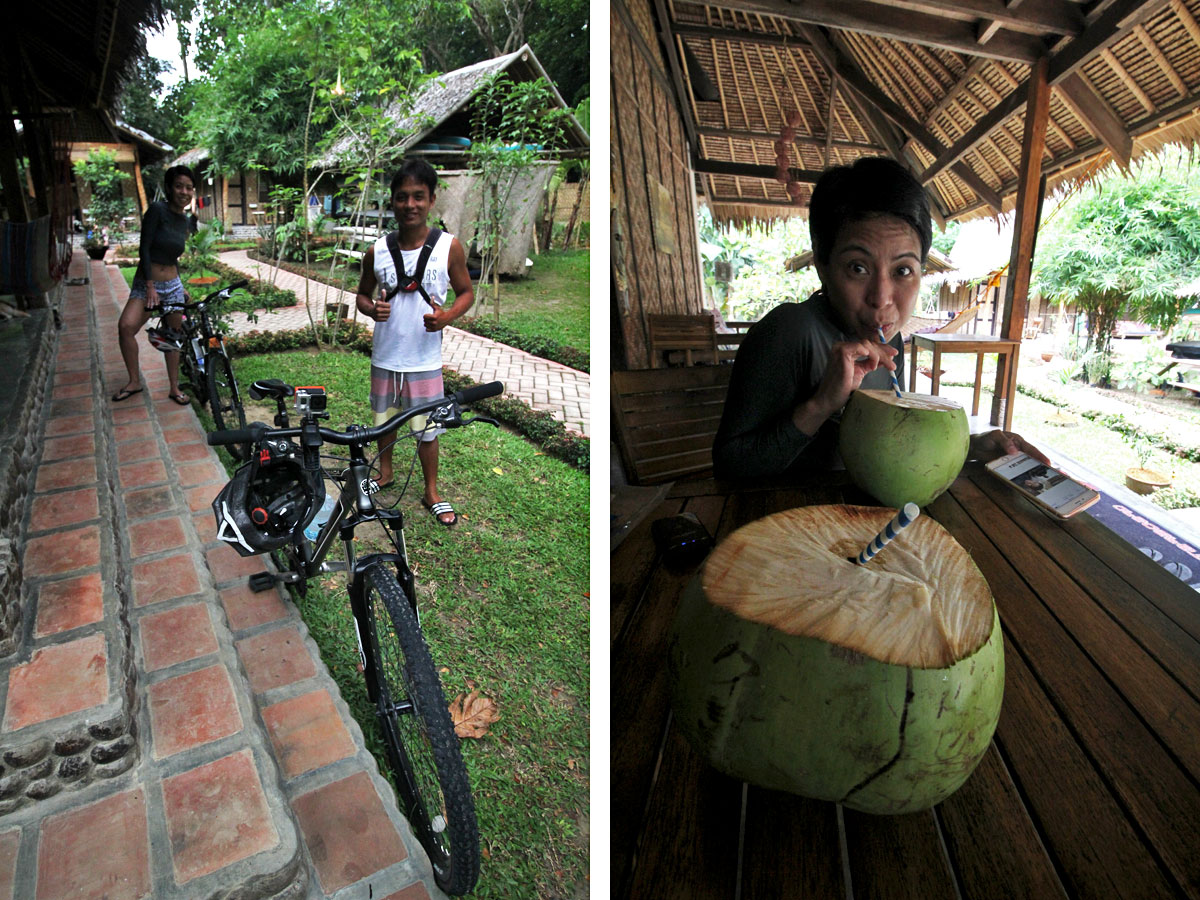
[249,379,295,401]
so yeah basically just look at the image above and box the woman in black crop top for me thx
[112,165,197,404]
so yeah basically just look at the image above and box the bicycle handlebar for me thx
[206,380,504,448]
[173,279,250,311]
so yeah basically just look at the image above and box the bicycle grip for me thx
[226,279,249,292]
[452,381,503,405]
[207,423,266,446]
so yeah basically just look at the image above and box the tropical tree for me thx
[1033,146,1200,381]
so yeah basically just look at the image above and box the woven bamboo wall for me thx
[611,0,705,371]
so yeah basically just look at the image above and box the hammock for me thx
[0,216,68,294]
[901,302,982,342]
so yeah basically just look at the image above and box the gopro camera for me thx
[294,386,328,417]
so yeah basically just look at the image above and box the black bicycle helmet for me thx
[212,436,325,556]
[147,325,186,353]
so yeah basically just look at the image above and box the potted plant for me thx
[183,218,223,285]
[73,149,131,262]
[1124,432,1172,495]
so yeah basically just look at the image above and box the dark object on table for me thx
[651,513,713,565]
[1165,341,1200,359]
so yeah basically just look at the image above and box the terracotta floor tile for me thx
[119,459,168,490]
[141,603,217,671]
[45,414,93,438]
[205,544,267,584]
[185,483,220,513]
[114,421,154,443]
[36,789,150,900]
[0,828,17,900]
[123,485,175,520]
[128,516,187,558]
[35,572,104,637]
[132,552,202,607]
[116,437,160,464]
[29,488,99,532]
[148,664,242,758]
[53,370,90,387]
[178,459,223,488]
[162,749,278,884]
[235,625,316,694]
[41,433,95,461]
[173,441,213,463]
[4,633,108,731]
[111,404,150,425]
[52,380,92,400]
[23,525,100,577]
[293,771,408,893]
[160,423,204,445]
[35,457,97,492]
[382,884,434,900]
[220,583,289,632]
[50,396,93,417]
[262,689,356,777]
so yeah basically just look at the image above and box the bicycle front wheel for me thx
[206,352,249,460]
[361,564,480,895]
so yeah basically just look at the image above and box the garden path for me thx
[216,251,589,437]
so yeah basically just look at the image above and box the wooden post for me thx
[133,145,148,214]
[990,54,1050,429]
[221,175,230,233]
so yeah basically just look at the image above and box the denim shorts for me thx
[130,276,186,313]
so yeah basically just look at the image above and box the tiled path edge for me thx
[0,254,446,899]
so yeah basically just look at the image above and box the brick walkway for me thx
[0,253,447,899]
[217,250,590,436]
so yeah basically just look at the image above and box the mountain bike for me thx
[207,378,503,896]
[148,279,251,460]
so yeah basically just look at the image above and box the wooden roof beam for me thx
[919,0,1165,183]
[1057,72,1133,169]
[694,124,880,152]
[869,0,1083,37]
[713,0,1046,62]
[694,159,826,182]
[672,24,810,50]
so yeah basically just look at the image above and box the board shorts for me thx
[130,276,186,313]
[370,367,445,442]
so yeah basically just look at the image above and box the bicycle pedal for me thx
[248,572,277,593]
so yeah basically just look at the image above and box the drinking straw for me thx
[879,326,902,398]
[856,503,921,565]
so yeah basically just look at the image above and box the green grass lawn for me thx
[217,349,589,900]
[474,249,590,352]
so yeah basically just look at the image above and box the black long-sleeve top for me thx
[136,201,191,281]
[712,292,905,479]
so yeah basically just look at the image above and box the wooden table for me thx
[909,333,1020,429]
[611,466,1200,899]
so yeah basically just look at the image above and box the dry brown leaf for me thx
[449,690,500,739]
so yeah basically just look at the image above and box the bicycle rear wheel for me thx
[361,564,479,895]
[207,351,249,460]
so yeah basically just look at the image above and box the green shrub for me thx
[454,316,589,373]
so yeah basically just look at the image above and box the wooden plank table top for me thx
[611,465,1200,899]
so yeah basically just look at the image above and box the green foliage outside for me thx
[73,149,133,247]
[222,348,589,900]
[1033,146,1200,383]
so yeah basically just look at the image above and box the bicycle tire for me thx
[179,346,208,406]
[360,564,480,895]
[206,352,249,460]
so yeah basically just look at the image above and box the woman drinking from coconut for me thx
[111,165,197,405]
[712,156,1048,480]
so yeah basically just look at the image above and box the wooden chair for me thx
[612,366,732,484]
[647,314,719,367]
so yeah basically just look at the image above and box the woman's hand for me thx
[969,429,1051,465]
[791,338,896,435]
[144,287,159,310]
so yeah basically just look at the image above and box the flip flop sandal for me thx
[168,392,190,405]
[423,499,458,527]
[111,387,143,402]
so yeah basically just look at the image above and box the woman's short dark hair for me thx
[809,157,933,265]
[163,165,197,193]
[390,159,438,197]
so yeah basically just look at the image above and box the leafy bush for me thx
[1151,484,1200,510]
[207,260,298,312]
[453,317,589,372]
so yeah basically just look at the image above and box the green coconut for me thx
[667,505,1003,815]
[839,389,969,508]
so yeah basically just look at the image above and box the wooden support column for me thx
[132,146,148,214]
[221,175,230,233]
[990,53,1050,430]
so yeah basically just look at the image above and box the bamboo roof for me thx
[662,0,1200,225]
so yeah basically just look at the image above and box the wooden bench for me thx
[647,314,719,367]
[612,366,732,484]
[334,248,364,261]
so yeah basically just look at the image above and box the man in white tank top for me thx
[354,159,475,526]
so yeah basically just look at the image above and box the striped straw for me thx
[878,326,902,398]
[856,503,921,565]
